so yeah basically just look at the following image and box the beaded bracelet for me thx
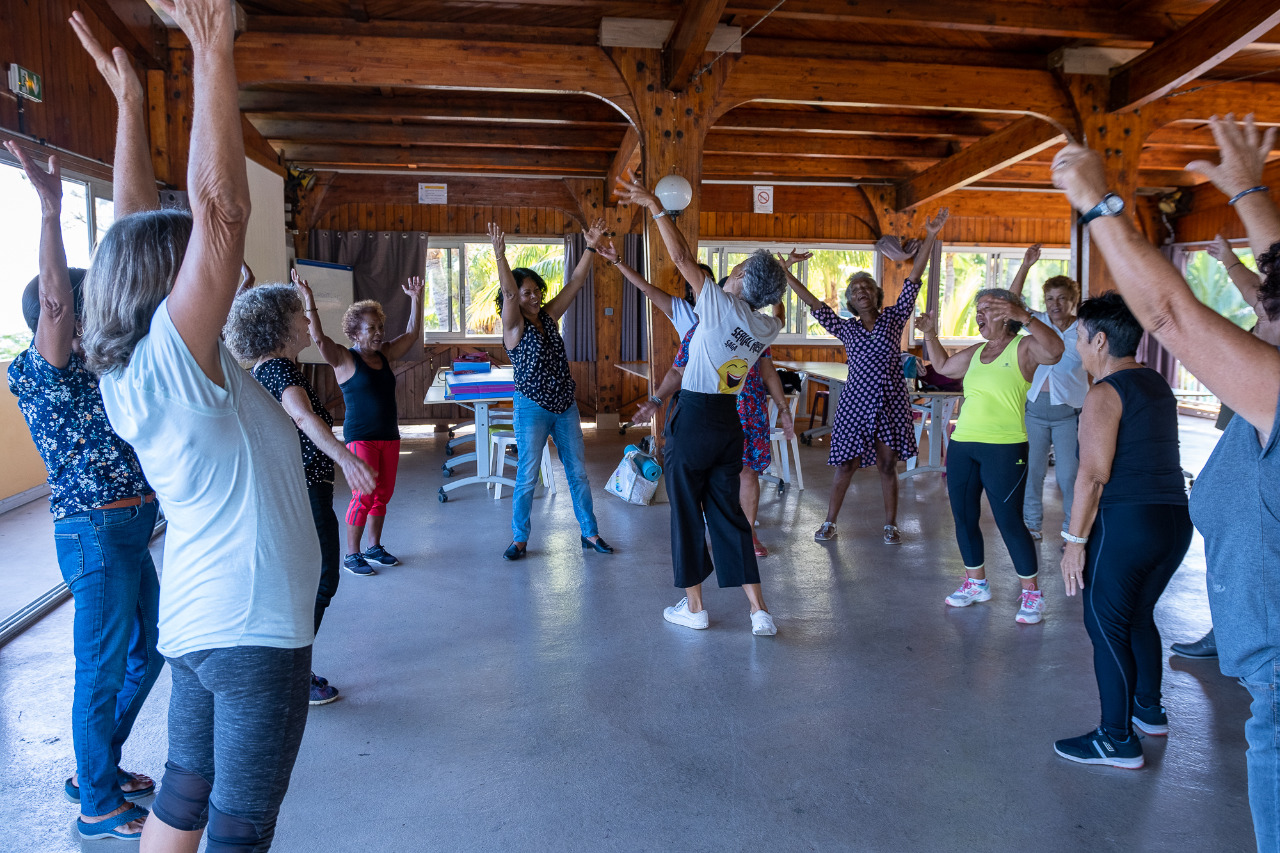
[1229,185,1269,206]
[652,210,669,220]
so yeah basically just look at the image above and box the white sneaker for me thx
[945,578,991,607]
[663,597,709,630]
[1016,589,1045,624]
[751,609,777,636]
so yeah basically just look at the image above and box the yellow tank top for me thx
[950,340,1031,444]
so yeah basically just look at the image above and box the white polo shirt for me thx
[1027,310,1089,408]
[680,278,783,395]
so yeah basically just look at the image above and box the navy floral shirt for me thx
[252,357,335,487]
[7,346,150,519]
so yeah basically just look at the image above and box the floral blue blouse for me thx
[7,345,150,519]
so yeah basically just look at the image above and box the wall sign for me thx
[753,185,773,214]
[418,183,447,204]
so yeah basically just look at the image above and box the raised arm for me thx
[1187,116,1280,259]
[978,301,1063,378]
[595,238,676,320]
[914,310,979,378]
[545,218,606,321]
[777,251,822,312]
[382,276,424,362]
[279,386,377,495]
[614,172,707,296]
[908,208,950,283]
[1053,123,1280,437]
[292,270,352,372]
[160,0,251,385]
[1061,382,1122,597]
[488,223,525,351]
[6,143,73,368]
[1007,243,1042,299]
[1207,233,1262,309]
[70,11,157,218]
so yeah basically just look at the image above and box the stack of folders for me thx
[453,351,491,373]
[446,366,516,401]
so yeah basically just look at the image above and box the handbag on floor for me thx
[605,445,661,506]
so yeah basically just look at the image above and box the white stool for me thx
[764,393,803,492]
[906,396,960,473]
[489,430,555,500]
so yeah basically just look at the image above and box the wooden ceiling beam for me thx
[1151,81,1280,126]
[239,91,626,126]
[894,116,1064,211]
[244,15,599,46]
[605,126,641,202]
[702,155,918,181]
[705,130,952,161]
[252,119,623,151]
[715,109,1008,139]
[664,0,730,92]
[1108,0,1280,112]
[277,143,613,175]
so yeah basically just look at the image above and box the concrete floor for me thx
[0,418,1256,852]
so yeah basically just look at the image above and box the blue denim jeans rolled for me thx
[1243,661,1280,853]
[511,391,598,542]
[1024,391,1080,533]
[53,500,163,816]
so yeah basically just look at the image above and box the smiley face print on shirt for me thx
[717,357,750,393]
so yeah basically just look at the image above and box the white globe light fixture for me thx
[654,174,693,215]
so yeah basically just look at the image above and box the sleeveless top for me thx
[950,339,1031,444]
[339,347,400,442]
[1097,367,1187,507]
[507,308,576,414]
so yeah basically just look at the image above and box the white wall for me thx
[243,158,287,284]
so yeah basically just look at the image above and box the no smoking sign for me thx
[753,185,774,214]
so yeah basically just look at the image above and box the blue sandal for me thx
[64,771,155,803]
[76,804,148,840]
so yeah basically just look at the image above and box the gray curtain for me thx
[620,234,647,362]
[308,229,431,361]
[561,233,596,361]
[1137,243,1186,385]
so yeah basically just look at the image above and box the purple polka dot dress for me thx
[810,278,920,469]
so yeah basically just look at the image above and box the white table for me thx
[901,391,964,479]
[424,368,516,502]
[773,361,848,444]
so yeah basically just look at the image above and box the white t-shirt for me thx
[670,298,696,338]
[100,300,320,657]
[1027,310,1089,408]
[681,278,783,395]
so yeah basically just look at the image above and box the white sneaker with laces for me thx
[945,578,991,607]
[663,597,709,630]
[751,609,777,636]
[1016,589,1045,624]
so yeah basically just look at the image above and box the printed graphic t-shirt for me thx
[680,278,783,396]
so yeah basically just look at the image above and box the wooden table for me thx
[773,361,848,443]
[425,367,516,502]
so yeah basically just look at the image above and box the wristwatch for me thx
[648,395,662,406]
[1079,193,1125,225]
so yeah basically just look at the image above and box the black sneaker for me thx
[1054,727,1144,769]
[1132,701,1169,736]
[362,545,400,567]
[1171,629,1217,659]
[343,554,376,576]
[309,673,339,705]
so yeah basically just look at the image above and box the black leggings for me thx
[945,440,1038,578]
[1083,503,1193,739]
[663,391,759,589]
[309,482,340,633]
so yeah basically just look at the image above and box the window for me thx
[1184,247,1256,331]
[424,239,564,340]
[699,242,880,341]
[0,160,113,360]
[912,246,1072,344]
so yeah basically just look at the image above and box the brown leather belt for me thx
[97,493,156,510]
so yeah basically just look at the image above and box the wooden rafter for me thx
[277,143,613,175]
[1108,0,1280,112]
[251,119,623,151]
[605,125,641,202]
[239,91,627,126]
[664,0,730,92]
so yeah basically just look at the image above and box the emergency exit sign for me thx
[8,64,42,102]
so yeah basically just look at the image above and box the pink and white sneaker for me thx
[945,578,991,607]
[1016,589,1045,624]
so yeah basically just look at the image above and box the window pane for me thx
[94,196,115,247]
[804,249,875,337]
[916,252,988,339]
[424,247,459,333]
[1185,249,1256,330]
[462,242,564,337]
[990,255,1070,312]
[60,180,93,269]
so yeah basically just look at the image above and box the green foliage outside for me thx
[423,242,564,335]
[0,331,31,361]
[1184,249,1257,330]
[913,252,1070,340]
[804,249,876,336]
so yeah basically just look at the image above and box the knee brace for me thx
[151,761,212,831]
[207,801,275,853]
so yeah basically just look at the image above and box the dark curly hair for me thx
[495,267,547,313]
[1254,241,1280,321]
[342,300,385,340]
[224,284,304,361]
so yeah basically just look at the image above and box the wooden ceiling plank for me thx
[1153,81,1280,125]
[278,142,613,174]
[239,90,627,126]
[894,116,1064,211]
[252,119,622,150]
[1109,0,1280,111]
[664,0,730,92]
[716,109,1006,139]
[705,130,951,161]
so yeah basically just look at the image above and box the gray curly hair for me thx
[975,287,1028,334]
[224,284,303,361]
[739,249,787,310]
[844,271,883,318]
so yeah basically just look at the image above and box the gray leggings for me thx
[152,645,311,852]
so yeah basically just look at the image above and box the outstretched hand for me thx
[614,171,660,211]
[1051,144,1110,214]
[778,249,812,269]
[596,240,620,263]
[914,310,938,337]
[403,275,425,300]
[4,141,61,215]
[290,268,314,304]
[1187,114,1278,199]
[1022,243,1043,267]
[152,0,236,53]
[1207,234,1236,266]
[925,207,950,235]
[69,12,144,104]
[584,217,608,248]
[487,222,505,254]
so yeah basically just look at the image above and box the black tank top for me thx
[1099,367,1187,506]
[339,348,400,442]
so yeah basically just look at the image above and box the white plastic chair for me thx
[489,429,555,500]
[764,393,803,493]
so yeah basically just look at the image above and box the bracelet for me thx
[648,395,663,406]
[304,307,318,313]
[611,259,621,266]
[586,246,597,253]
[1229,186,1269,205]
[652,210,668,220]
[1062,532,1089,545]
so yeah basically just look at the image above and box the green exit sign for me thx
[8,64,42,102]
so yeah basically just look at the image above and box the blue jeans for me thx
[1024,391,1080,533]
[53,500,163,816]
[1243,661,1280,853]
[511,392,598,543]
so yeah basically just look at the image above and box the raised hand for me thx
[4,141,61,216]
[585,217,608,248]
[983,298,1031,330]
[69,11,144,105]
[925,207,950,235]
[914,310,938,337]
[152,0,236,53]
[1022,243,1043,267]
[291,268,314,303]
[1051,145,1110,214]
[1207,234,1236,266]
[1187,114,1278,199]
[778,249,812,269]
[403,275,425,300]
[596,240,620,263]
[614,171,661,211]
[487,222,505,254]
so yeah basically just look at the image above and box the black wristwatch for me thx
[1079,193,1125,225]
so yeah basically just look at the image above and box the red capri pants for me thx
[345,439,400,526]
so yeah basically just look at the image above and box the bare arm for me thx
[382,276,425,362]
[595,239,676,320]
[914,310,978,377]
[292,271,353,373]
[614,172,706,296]
[1061,382,1122,597]
[633,363,685,425]
[488,223,525,351]
[908,209,951,283]
[280,385,377,494]
[1007,244,1042,299]
[70,11,157,217]
[1207,234,1263,309]
[160,0,251,386]
[776,250,822,312]
[1187,116,1280,259]
[1054,130,1280,438]
[759,354,795,440]
[545,218,606,321]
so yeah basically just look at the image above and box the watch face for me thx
[1103,194,1125,214]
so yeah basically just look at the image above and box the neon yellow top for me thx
[950,340,1031,444]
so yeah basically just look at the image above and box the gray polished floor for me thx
[0,418,1253,852]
